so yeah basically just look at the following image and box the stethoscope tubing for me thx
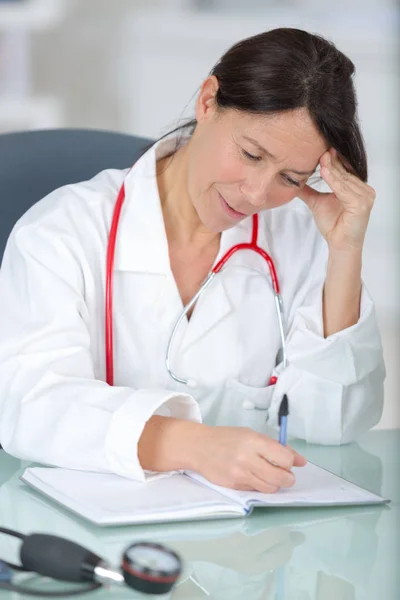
[105,180,287,388]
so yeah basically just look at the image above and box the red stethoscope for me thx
[105,175,287,388]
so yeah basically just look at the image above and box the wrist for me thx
[326,248,362,291]
[327,241,364,263]
[138,415,206,472]
[167,418,208,472]
[184,422,213,473]
[323,248,362,336]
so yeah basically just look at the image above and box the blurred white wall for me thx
[1,0,399,429]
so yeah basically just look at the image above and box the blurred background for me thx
[0,0,399,429]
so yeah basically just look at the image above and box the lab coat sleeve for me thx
[0,223,202,481]
[267,218,385,445]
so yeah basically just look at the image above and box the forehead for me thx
[226,107,328,166]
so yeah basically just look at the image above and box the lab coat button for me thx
[242,399,255,410]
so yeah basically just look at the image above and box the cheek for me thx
[204,133,244,184]
[214,149,244,184]
[267,184,299,208]
[190,147,243,199]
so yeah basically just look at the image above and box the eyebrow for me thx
[242,135,316,175]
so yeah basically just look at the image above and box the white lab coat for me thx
[0,136,385,481]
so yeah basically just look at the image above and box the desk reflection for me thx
[0,439,389,599]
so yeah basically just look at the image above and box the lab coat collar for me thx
[112,134,272,348]
[114,137,173,274]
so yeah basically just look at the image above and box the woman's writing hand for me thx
[192,425,307,493]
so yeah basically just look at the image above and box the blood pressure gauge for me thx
[0,529,183,597]
[122,542,182,595]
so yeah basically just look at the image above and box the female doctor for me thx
[0,28,385,493]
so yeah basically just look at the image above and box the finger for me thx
[324,148,355,178]
[329,153,376,203]
[243,473,281,494]
[297,183,332,210]
[293,450,307,467]
[320,162,358,200]
[252,456,295,489]
[257,437,298,471]
[329,148,360,181]
[323,154,363,195]
[325,165,361,196]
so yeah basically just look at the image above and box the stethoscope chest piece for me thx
[122,542,182,595]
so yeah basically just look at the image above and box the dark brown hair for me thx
[159,28,368,181]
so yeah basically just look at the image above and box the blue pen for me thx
[276,395,289,600]
[278,394,289,445]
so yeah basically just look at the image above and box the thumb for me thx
[297,184,331,211]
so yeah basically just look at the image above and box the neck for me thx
[156,140,220,249]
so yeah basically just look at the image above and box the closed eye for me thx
[242,149,262,162]
[242,148,301,186]
[282,175,301,187]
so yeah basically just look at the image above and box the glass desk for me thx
[0,430,399,599]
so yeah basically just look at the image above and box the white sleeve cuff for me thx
[104,389,202,481]
[285,283,383,385]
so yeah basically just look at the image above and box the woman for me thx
[0,28,385,493]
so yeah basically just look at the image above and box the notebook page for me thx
[21,468,245,526]
[186,462,387,509]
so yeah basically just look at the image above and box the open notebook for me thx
[20,462,388,527]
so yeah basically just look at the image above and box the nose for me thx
[240,170,271,208]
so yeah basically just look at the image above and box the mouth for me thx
[218,192,247,220]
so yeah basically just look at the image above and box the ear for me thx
[195,75,219,123]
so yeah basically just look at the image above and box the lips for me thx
[218,192,247,220]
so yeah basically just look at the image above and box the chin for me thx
[201,214,239,234]
[194,193,245,233]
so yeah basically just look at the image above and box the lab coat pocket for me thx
[225,378,275,433]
